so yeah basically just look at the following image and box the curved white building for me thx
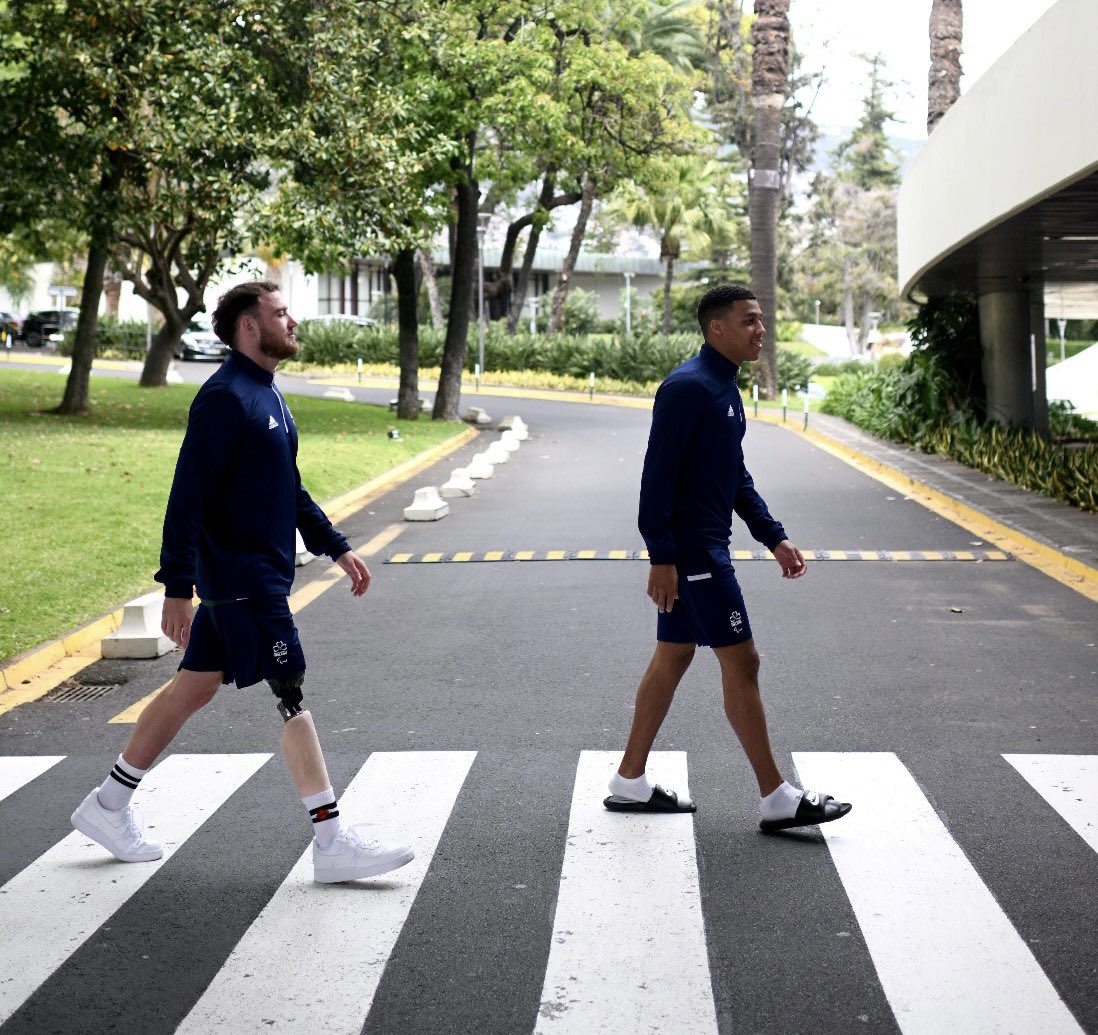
[897,0,1098,430]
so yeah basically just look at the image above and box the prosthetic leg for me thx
[269,672,331,798]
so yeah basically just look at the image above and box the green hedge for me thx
[822,366,1098,511]
[295,321,815,391]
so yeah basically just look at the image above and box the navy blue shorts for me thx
[180,596,306,689]
[657,553,753,648]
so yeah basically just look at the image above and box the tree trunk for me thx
[506,172,556,333]
[141,313,185,386]
[748,0,789,400]
[416,249,444,330]
[55,239,109,416]
[928,0,963,134]
[858,291,873,353]
[548,174,595,334]
[393,247,420,419]
[102,267,123,318]
[434,154,479,421]
[842,287,857,354]
[661,252,676,336]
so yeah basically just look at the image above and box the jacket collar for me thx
[226,349,275,386]
[700,341,740,379]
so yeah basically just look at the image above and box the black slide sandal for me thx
[759,789,851,832]
[604,784,697,813]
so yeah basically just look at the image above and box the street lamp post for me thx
[623,271,634,337]
[476,212,491,378]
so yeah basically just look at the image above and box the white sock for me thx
[608,771,654,803]
[760,781,803,821]
[96,754,148,811]
[303,788,341,847]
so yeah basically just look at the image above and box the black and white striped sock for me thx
[96,754,148,811]
[303,788,341,847]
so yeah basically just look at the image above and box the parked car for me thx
[1,311,21,341]
[21,309,77,347]
[175,315,229,361]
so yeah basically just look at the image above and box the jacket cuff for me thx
[764,528,788,552]
[324,535,351,562]
[163,581,193,599]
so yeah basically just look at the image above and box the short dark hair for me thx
[697,283,756,337]
[211,280,280,348]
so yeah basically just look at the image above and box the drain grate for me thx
[45,682,120,703]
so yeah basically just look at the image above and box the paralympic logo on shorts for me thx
[273,640,289,664]
[730,611,743,631]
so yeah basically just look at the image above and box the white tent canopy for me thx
[1046,342,1098,417]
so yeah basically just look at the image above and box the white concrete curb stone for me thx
[463,406,493,425]
[498,415,529,440]
[404,486,450,521]
[101,591,174,659]
[499,430,520,452]
[466,453,495,479]
[166,364,184,385]
[295,529,315,566]
[439,468,477,498]
[484,440,510,465]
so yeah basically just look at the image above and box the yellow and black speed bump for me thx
[385,548,1012,564]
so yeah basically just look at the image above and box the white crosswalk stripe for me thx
[0,755,64,803]
[177,750,476,1034]
[0,752,270,1025]
[1003,753,1098,854]
[536,751,717,1035]
[0,751,1093,1032]
[792,751,1084,1035]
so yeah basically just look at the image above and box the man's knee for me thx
[268,671,305,721]
[716,640,760,684]
[654,641,696,675]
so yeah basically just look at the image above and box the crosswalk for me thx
[0,750,1094,1034]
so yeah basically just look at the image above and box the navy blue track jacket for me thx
[155,351,349,600]
[638,343,787,565]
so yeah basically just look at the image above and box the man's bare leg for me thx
[123,668,223,770]
[713,640,783,797]
[617,641,696,778]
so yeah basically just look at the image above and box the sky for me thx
[780,0,1060,139]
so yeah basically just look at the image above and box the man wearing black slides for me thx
[604,283,852,832]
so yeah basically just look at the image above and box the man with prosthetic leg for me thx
[604,284,852,832]
[71,280,413,882]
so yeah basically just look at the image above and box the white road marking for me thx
[792,752,1083,1035]
[1004,754,1098,854]
[535,751,717,1035]
[0,753,270,1024]
[177,750,477,1034]
[0,756,64,803]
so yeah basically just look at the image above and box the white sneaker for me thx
[313,824,414,884]
[70,788,163,863]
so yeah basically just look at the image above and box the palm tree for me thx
[604,155,742,334]
[928,0,963,133]
[620,0,706,74]
[748,0,790,398]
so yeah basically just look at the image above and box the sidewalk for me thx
[808,413,1097,574]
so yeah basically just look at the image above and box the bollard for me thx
[752,383,758,418]
[475,362,480,391]
[404,486,449,521]
[463,406,493,425]
[484,440,510,465]
[803,389,810,430]
[439,468,476,498]
[357,356,363,382]
[101,592,174,659]
[782,388,788,422]
[589,369,595,400]
[498,416,529,440]
[499,430,520,453]
[466,452,495,479]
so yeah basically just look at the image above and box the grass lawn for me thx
[0,370,462,663]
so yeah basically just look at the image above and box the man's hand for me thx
[336,550,371,597]
[773,539,808,580]
[647,563,679,613]
[162,596,194,649]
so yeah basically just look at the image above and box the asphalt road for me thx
[1,353,1095,1035]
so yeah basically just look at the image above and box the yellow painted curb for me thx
[752,412,1098,603]
[0,425,478,714]
[2,354,141,372]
